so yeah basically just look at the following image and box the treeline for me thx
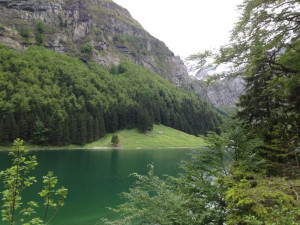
[0,45,222,145]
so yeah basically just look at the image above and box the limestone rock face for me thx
[187,63,245,110]
[205,77,245,107]
[191,76,245,110]
[0,0,189,86]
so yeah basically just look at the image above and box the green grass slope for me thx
[85,124,206,149]
[0,125,206,150]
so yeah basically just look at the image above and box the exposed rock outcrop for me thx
[0,0,245,108]
[189,76,245,112]
[187,62,245,110]
[0,0,189,86]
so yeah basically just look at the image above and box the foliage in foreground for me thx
[0,139,67,225]
[103,120,300,225]
[184,1,300,222]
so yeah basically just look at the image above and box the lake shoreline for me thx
[0,125,206,151]
[0,146,201,151]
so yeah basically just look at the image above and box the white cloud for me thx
[113,0,242,58]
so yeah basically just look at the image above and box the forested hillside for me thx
[0,45,221,145]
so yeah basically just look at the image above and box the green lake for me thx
[0,148,194,225]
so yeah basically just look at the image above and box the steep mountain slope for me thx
[0,0,189,86]
[0,0,246,111]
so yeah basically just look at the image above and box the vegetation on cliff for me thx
[0,0,189,85]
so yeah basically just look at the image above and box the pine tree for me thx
[153,105,161,124]
[98,112,106,137]
[33,117,48,144]
[0,119,4,143]
[137,109,153,133]
[69,114,78,144]
[77,113,87,145]
[87,115,94,143]
[111,134,119,146]
[18,114,28,140]
[62,118,70,145]
[105,107,118,133]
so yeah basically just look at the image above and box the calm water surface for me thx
[0,148,194,225]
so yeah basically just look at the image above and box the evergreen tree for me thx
[105,107,118,133]
[93,117,100,141]
[33,117,48,144]
[98,112,106,138]
[35,20,44,45]
[62,119,70,145]
[160,108,170,127]
[0,120,3,143]
[18,114,28,140]
[87,115,94,143]
[126,106,137,128]
[49,116,63,145]
[1,117,9,143]
[137,109,153,133]
[8,114,19,141]
[77,113,87,145]
[111,134,119,146]
[69,115,78,144]
[26,114,35,141]
[117,107,127,130]
[153,105,161,124]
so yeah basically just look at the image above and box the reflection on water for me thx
[0,148,193,225]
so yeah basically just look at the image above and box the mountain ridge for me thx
[0,0,189,87]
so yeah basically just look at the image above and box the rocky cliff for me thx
[191,77,245,109]
[0,0,189,86]
[186,62,245,111]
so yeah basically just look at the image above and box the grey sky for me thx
[113,0,243,58]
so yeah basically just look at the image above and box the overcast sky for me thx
[113,0,243,59]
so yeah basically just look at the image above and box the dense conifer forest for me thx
[0,45,222,145]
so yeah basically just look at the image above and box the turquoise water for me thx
[0,148,193,225]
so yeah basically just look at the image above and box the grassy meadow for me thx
[0,125,206,150]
